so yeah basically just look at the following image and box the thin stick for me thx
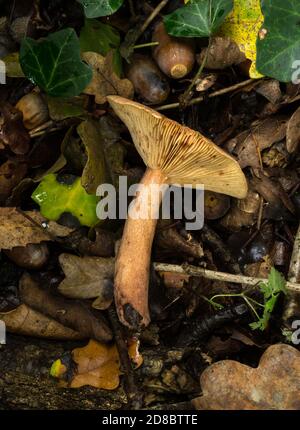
[134,41,159,50]
[140,0,170,35]
[156,79,256,111]
[153,262,300,292]
[180,37,212,106]
[127,0,136,17]
[29,120,53,137]
[107,307,143,409]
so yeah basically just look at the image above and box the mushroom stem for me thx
[114,168,167,328]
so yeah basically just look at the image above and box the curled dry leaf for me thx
[286,106,300,153]
[19,273,112,343]
[0,160,27,203]
[0,304,83,340]
[251,175,295,215]
[197,37,245,70]
[0,208,73,250]
[82,51,134,104]
[193,344,300,410]
[58,253,115,301]
[63,228,115,258]
[0,103,30,154]
[220,189,260,231]
[156,222,204,260]
[255,79,282,105]
[77,119,108,194]
[52,338,143,389]
[232,117,287,169]
[196,73,217,92]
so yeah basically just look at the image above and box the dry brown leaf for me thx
[0,208,72,250]
[286,106,300,153]
[231,117,287,169]
[0,103,30,155]
[0,304,83,340]
[20,273,112,343]
[220,189,260,231]
[197,37,245,70]
[83,51,134,104]
[58,253,115,300]
[0,160,27,203]
[255,80,282,105]
[193,344,300,410]
[195,73,217,92]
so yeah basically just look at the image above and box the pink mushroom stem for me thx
[114,168,167,328]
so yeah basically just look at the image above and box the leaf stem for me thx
[180,37,212,107]
[133,42,159,50]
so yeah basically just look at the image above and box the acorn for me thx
[126,54,170,105]
[4,243,49,270]
[16,93,49,130]
[152,22,195,79]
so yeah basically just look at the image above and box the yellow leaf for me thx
[51,338,143,390]
[128,338,143,369]
[50,359,67,378]
[71,340,120,390]
[218,0,264,78]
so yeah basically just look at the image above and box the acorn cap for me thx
[107,96,248,199]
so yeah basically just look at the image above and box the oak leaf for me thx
[83,51,134,104]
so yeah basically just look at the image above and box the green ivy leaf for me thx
[32,173,99,227]
[164,0,233,38]
[256,0,300,82]
[77,0,123,18]
[20,28,92,97]
[80,19,120,56]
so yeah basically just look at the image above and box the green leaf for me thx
[20,28,93,97]
[250,268,287,331]
[260,267,287,298]
[32,173,99,227]
[47,96,87,121]
[256,0,300,82]
[164,0,233,38]
[77,0,123,18]
[80,19,120,56]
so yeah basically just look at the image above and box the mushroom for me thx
[107,95,248,329]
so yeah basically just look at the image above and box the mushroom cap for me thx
[107,96,248,199]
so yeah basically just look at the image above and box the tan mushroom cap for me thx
[107,96,248,199]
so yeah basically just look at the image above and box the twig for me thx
[282,224,300,324]
[16,207,62,243]
[257,195,264,230]
[107,307,143,409]
[134,41,159,50]
[156,79,257,111]
[139,0,170,36]
[201,224,241,274]
[180,37,212,107]
[127,0,136,17]
[153,262,300,292]
[29,120,53,137]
